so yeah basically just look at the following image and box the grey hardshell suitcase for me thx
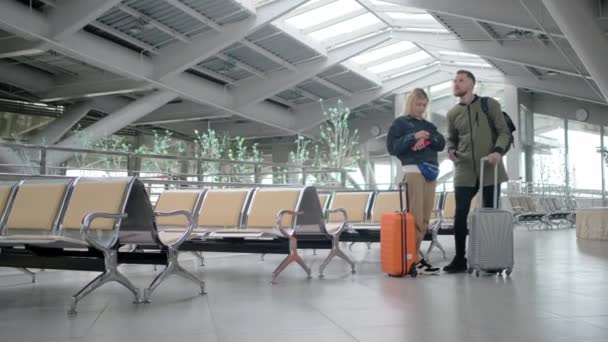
[467,157,514,277]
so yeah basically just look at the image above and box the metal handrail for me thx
[0,141,347,170]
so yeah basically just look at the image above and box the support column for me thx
[524,102,535,185]
[48,90,177,165]
[271,139,291,184]
[28,100,93,145]
[503,84,521,182]
[541,0,608,102]
[392,93,405,187]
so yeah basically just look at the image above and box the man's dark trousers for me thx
[453,180,501,260]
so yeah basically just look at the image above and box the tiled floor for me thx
[1,228,608,342]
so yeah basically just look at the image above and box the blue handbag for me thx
[417,162,439,181]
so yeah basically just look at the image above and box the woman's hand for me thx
[414,130,430,140]
[413,138,427,151]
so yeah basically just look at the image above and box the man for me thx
[443,70,511,273]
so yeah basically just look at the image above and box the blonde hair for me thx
[404,88,429,116]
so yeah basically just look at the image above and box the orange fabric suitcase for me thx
[381,184,418,277]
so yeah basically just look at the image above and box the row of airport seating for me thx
[317,190,480,260]
[0,177,361,314]
[0,177,158,314]
[1,176,575,314]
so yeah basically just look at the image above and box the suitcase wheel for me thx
[505,268,512,276]
[467,268,474,275]
[475,270,480,277]
[409,267,418,278]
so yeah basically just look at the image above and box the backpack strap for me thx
[480,96,498,143]
[480,96,489,115]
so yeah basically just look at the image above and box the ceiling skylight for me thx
[285,0,364,30]
[447,61,493,68]
[387,13,437,21]
[439,51,480,58]
[399,27,450,33]
[309,13,384,41]
[351,41,417,65]
[280,0,498,82]
[368,50,431,74]
[430,81,453,94]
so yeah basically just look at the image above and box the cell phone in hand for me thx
[411,139,431,151]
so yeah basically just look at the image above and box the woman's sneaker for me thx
[416,259,440,275]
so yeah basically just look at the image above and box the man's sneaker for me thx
[443,257,468,273]
[416,259,440,275]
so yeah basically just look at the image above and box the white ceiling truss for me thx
[0,0,604,145]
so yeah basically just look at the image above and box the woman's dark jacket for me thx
[386,115,446,166]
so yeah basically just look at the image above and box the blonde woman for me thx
[386,88,445,274]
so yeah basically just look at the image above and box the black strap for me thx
[480,96,489,115]
[398,182,409,212]
[480,96,498,141]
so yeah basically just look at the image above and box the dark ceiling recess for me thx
[84,26,152,56]
[15,0,47,11]
[0,98,63,117]
[186,69,228,86]
[0,82,39,102]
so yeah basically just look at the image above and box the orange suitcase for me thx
[381,183,418,277]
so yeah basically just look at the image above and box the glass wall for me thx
[567,121,602,191]
[532,113,567,187]
[529,113,606,200]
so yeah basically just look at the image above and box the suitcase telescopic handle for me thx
[398,182,409,212]
[479,156,499,209]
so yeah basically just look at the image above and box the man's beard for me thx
[453,89,466,97]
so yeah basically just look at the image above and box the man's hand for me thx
[415,130,430,140]
[413,138,427,151]
[487,152,502,166]
[448,149,459,162]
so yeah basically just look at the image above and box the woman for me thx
[386,88,446,274]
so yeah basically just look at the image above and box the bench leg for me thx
[144,249,205,303]
[18,268,36,283]
[319,235,356,278]
[192,252,205,267]
[426,230,447,261]
[348,241,356,251]
[68,250,140,315]
[271,236,311,284]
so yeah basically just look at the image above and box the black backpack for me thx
[481,97,516,154]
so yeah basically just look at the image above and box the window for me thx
[533,113,566,187]
[567,121,602,191]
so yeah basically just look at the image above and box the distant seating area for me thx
[509,195,576,229]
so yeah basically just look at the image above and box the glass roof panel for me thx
[439,51,480,58]
[368,50,431,74]
[387,13,436,21]
[351,41,417,65]
[308,13,383,41]
[285,0,363,30]
[369,0,400,6]
[400,27,449,33]
[430,81,452,94]
[449,61,493,68]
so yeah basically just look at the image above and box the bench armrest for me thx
[323,208,349,236]
[154,210,195,249]
[81,212,128,251]
[275,210,303,238]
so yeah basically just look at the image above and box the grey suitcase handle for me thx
[479,156,499,209]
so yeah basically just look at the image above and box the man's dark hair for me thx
[457,69,476,84]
